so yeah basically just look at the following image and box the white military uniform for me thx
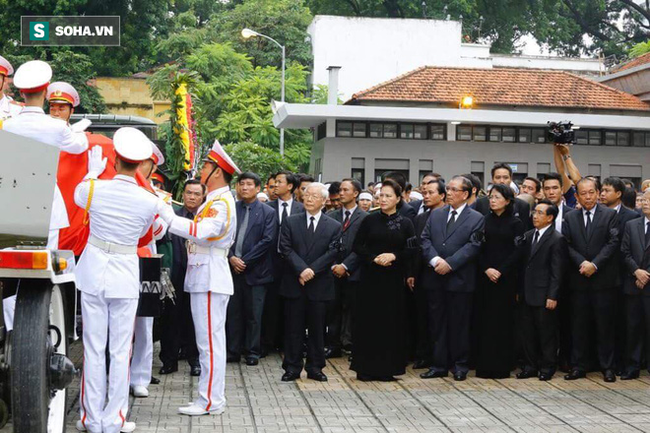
[75,127,163,433]
[0,94,22,120]
[129,143,169,395]
[163,184,236,412]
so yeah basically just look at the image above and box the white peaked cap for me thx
[204,139,241,175]
[0,55,14,76]
[13,60,52,92]
[47,81,81,107]
[114,127,154,163]
[151,142,165,166]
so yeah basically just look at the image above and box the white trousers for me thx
[79,292,138,433]
[191,292,229,411]
[129,316,153,387]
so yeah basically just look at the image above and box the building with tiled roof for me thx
[275,64,650,188]
[598,53,650,104]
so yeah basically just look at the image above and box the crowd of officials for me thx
[157,143,650,384]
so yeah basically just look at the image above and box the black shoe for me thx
[378,376,397,382]
[150,376,160,385]
[621,371,640,380]
[245,357,259,366]
[539,373,553,381]
[348,355,353,362]
[604,369,616,383]
[227,355,240,363]
[159,364,178,375]
[281,372,300,382]
[516,370,538,379]
[178,350,187,360]
[260,348,268,359]
[453,372,467,381]
[420,369,448,379]
[324,348,342,359]
[412,360,431,370]
[564,369,586,380]
[190,365,201,377]
[307,371,328,382]
[357,373,373,381]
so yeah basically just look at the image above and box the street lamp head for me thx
[241,28,258,39]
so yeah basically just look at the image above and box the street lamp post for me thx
[242,28,286,157]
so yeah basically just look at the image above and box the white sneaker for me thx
[120,421,136,432]
[178,403,225,416]
[75,420,87,432]
[131,385,149,398]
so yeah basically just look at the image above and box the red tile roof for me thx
[614,52,650,72]
[347,66,650,112]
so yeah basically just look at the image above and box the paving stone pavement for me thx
[3,340,650,432]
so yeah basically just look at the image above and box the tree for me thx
[224,141,296,183]
[630,40,650,57]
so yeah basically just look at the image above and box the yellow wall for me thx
[94,77,170,124]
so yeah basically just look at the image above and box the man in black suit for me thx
[601,177,641,373]
[159,179,204,376]
[562,178,620,382]
[620,190,650,379]
[517,200,566,381]
[262,171,305,355]
[410,172,442,216]
[542,173,574,232]
[227,173,278,365]
[279,183,342,382]
[412,180,446,369]
[420,176,485,381]
[326,179,367,358]
[474,163,530,227]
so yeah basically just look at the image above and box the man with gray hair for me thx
[279,182,342,382]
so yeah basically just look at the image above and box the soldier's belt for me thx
[186,241,228,258]
[89,235,137,254]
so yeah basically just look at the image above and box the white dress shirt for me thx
[554,204,564,233]
[306,211,322,230]
[533,224,551,244]
[582,206,596,227]
[429,202,468,268]
[645,217,650,234]
[278,197,294,223]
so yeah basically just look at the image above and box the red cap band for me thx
[21,82,50,94]
[207,150,236,175]
[0,66,7,76]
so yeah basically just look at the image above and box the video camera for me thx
[547,121,575,145]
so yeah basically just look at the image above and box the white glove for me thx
[158,199,176,226]
[86,145,107,179]
[71,118,92,133]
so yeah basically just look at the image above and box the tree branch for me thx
[561,0,611,41]
[617,0,650,23]
[343,0,361,15]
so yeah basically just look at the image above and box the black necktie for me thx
[585,210,592,236]
[532,230,540,250]
[281,202,288,225]
[447,210,457,232]
[645,222,650,248]
[306,216,315,243]
[343,210,351,230]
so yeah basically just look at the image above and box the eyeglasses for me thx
[303,194,322,200]
[488,195,504,201]
[445,186,466,193]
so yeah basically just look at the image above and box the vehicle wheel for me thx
[11,281,68,433]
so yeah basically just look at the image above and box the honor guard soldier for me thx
[47,81,93,134]
[74,127,168,433]
[0,55,22,120]
[129,141,169,398]
[158,140,240,416]
[2,60,88,249]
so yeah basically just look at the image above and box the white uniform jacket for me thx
[0,95,22,120]
[165,186,237,295]
[3,106,88,231]
[74,175,167,299]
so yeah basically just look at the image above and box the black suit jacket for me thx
[171,205,193,291]
[413,209,431,277]
[279,213,342,301]
[410,200,424,215]
[520,227,567,307]
[421,205,485,293]
[562,204,620,291]
[475,196,531,228]
[621,217,650,296]
[327,207,367,282]
[229,199,278,286]
[398,200,417,221]
[266,198,305,279]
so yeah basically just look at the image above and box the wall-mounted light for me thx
[459,95,474,109]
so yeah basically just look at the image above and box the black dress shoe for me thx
[324,348,342,359]
[281,372,300,382]
[621,371,640,380]
[539,373,553,381]
[227,355,240,363]
[453,372,467,381]
[150,376,160,385]
[412,360,431,370]
[159,364,178,375]
[564,369,586,380]
[190,365,201,377]
[604,369,616,383]
[516,370,538,379]
[245,357,259,366]
[307,371,328,382]
[420,369,448,379]
[357,373,373,381]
